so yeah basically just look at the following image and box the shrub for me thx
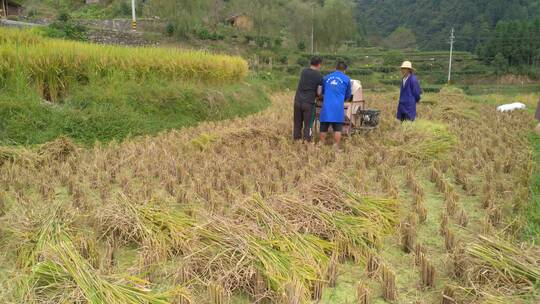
[383,50,405,66]
[296,57,309,67]
[43,20,88,41]
[297,41,306,51]
[165,23,175,37]
[278,55,288,65]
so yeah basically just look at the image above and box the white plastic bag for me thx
[496,102,526,112]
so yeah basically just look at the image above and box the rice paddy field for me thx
[0,28,248,103]
[0,84,539,303]
[0,28,265,146]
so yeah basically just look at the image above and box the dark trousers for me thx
[293,101,315,141]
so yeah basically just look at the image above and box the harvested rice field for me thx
[0,89,539,304]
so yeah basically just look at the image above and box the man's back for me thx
[294,68,323,104]
[320,71,351,123]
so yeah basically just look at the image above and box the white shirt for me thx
[402,75,410,87]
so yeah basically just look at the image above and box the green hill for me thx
[357,0,540,51]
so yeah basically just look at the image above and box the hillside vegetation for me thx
[357,0,540,51]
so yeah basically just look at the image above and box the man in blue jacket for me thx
[319,61,351,148]
[397,61,422,121]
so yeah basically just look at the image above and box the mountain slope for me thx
[357,0,540,50]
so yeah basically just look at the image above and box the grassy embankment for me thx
[0,28,269,145]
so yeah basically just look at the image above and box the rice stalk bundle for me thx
[445,196,458,217]
[242,234,330,302]
[414,244,427,266]
[400,214,417,253]
[37,136,78,163]
[456,208,469,228]
[487,207,502,227]
[414,200,428,223]
[311,279,324,301]
[312,181,400,232]
[452,246,467,280]
[98,197,197,263]
[465,236,540,289]
[365,251,379,278]
[381,264,397,301]
[399,120,458,160]
[444,228,456,252]
[281,278,306,304]
[356,282,370,304]
[439,213,449,237]
[327,252,339,288]
[208,282,228,304]
[441,286,456,304]
[419,253,436,289]
[30,235,185,304]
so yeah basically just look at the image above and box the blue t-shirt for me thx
[320,71,351,123]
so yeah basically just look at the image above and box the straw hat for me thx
[400,61,414,71]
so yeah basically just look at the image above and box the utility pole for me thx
[131,0,137,31]
[310,5,314,54]
[447,27,455,84]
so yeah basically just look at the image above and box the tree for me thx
[492,52,508,75]
[382,26,416,50]
[146,0,211,37]
[314,0,358,51]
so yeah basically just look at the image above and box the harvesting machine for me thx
[314,79,380,136]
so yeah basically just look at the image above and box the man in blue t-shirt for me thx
[319,61,351,148]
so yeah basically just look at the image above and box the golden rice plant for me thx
[0,28,248,102]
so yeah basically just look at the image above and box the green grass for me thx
[0,75,269,146]
[526,132,540,244]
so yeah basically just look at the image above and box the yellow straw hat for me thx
[400,61,414,71]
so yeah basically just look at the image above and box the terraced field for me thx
[0,89,538,303]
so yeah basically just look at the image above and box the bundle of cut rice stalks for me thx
[397,120,458,160]
[28,233,188,304]
[97,196,198,263]
[257,193,389,259]
[465,235,540,294]
[310,180,400,233]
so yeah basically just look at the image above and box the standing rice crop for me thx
[0,28,248,102]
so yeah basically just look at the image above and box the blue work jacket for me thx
[397,74,422,120]
[320,71,351,123]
